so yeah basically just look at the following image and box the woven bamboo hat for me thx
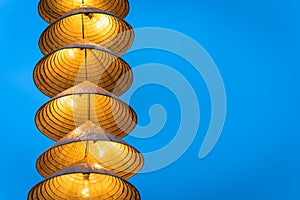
[39,7,134,56]
[34,43,132,97]
[38,0,130,23]
[28,161,140,199]
[35,81,137,141]
[36,121,144,179]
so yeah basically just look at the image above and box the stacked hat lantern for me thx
[28,0,144,199]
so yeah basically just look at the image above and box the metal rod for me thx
[84,141,89,158]
[81,14,85,40]
[84,94,91,158]
[85,48,88,80]
[88,94,91,120]
[82,9,90,160]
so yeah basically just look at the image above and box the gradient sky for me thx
[0,0,300,199]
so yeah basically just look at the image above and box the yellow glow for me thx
[94,163,102,169]
[96,15,109,29]
[81,180,89,197]
[67,98,74,107]
[60,96,76,108]
[74,128,81,135]
[98,148,104,157]
[81,174,90,197]
[78,0,86,7]
[89,143,108,159]
[68,49,75,57]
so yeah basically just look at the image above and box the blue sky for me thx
[1,0,300,199]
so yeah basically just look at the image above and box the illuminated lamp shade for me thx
[39,7,134,56]
[34,43,133,97]
[28,161,141,200]
[38,0,130,23]
[36,121,144,179]
[35,81,137,141]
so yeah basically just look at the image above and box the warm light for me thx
[58,96,76,110]
[79,0,87,7]
[82,174,90,197]
[68,49,75,57]
[94,163,102,169]
[96,15,109,29]
[90,143,107,158]
[58,96,78,112]
[99,148,104,157]
[66,97,74,107]
[74,128,81,135]
[29,1,143,199]
[81,182,89,197]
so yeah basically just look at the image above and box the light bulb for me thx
[94,163,102,169]
[68,49,75,57]
[96,16,109,29]
[66,97,74,107]
[69,99,74,107]
[81,181,89,197]
[59,96,75,108]
[99,148,104,157]
[81,174,90,197]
